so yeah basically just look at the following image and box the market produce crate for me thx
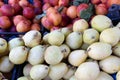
[0,0,120,80]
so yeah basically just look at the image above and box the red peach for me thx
[42,3,51,11]
[66,6,77,19]
[13,15,26,26]
[47,12,62,26]
[31,23,40,31]
[1,4,15,16]
[59,0,69,7]
[95,3,108,15]
[16,20,31,32]
[0,16,11,29]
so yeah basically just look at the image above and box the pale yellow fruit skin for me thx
[116,71,120,80]
[59,44,71,58]
[99,56,120,74]
[49,63,68,80]
[113,42,120,57]
[68,50,87,66]
[91,15,112,32]
[44,46,63,65]
[116,22,120,27]
[0,38,7,54]
[83,29,99,45]
[28,45,46,65]
[17,77,28,80]
[9,46,28,64]
[30,64,49,80]
[0,56,14,73]
[8,38,24,50]
[100,28,120,46]
[73,19,89,32]
[87,42,112,60]
[48,30,65,46]
[96,71,114,80]
[66,32,83,49]
[63,66,76,79]
[23,64,32,76]
[17,76,32,80]
[69,75,78,80]
[43,33,49,44]
[61,27,72,37]
[22,30,41,48]
[75,62,100,80]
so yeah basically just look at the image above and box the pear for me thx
[22,30,41,48]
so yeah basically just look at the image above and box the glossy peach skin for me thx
[16,20,31,32]
[0,16,11,29]
[66,6,77,19]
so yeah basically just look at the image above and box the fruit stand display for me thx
[0,0,120,80]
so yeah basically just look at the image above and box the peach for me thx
[95,3,108,15]
[0,16,11,29]
[91,0,101,4]
[49,0,59,6]
[41,16,53,30]
[66,6,77,19]
[42,3,51,11]
[1,4,15,16]
[16,20,31,32]
[59,0,69,7]
[23,7,35,19]
[13,15,26,26]
[31,23,40,31]
[47,12,62,26]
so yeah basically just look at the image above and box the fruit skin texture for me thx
[99,56,120,74]
[48,31,65,46]
[0,16,11,29]
[23,7,35,19]
[49,63,68,80]
[96,71,114,80]
[66,32,83,49]
[87,42,112,60]
[68,50,87,66]
[9,46,29,64]
[73,19,89,32]
[117,71,120,80]
[8,38,24,50]
[91,15,112,32]
[0,38,7,55]
[66,6,77,19]
[83,29,99,45]
[107,0,120,7]
[1,4,15,16]
[30,64,49,80]
[16,20,31,32]
[0,56,14,73]
[22,30,41,48]
[44,46,63,65]
[91,0,101,4]
[75,62,100,80]
[13,15,26,26]
[95,3,108,15]
[28,45,46,65]
[100,28,120,46]
[58,0,69,7]
[113,42,120,57]
[47,11,62,26]
[23,64,32,76]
